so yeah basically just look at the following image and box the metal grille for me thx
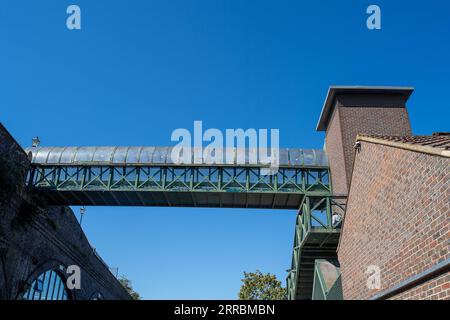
[22,269,69,300]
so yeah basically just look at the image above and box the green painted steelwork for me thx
[26,164,331,208]
[311,260,343,300]
[325,275,343,300]
[286,196,346,300]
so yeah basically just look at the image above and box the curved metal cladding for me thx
[25,146,329,167]
[24,146,331,209]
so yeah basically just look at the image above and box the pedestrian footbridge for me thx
[25,146,344,300]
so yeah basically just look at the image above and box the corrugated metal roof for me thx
[24,146,329,167]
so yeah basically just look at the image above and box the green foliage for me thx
[118,275,141,300]
[238,270,287,300]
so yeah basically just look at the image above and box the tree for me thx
[238,270,286,300]
[118,275,141,300]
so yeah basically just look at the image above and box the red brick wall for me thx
[338,141,450,300]
[323,99,412,196]
[338,106,412,187]
[389,272,450,300]
[325,107,348,195]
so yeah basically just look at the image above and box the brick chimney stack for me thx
[317,86,414,195]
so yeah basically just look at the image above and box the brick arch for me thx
[89,291,104,300]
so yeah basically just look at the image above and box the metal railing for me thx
[286,196,346,300]
[27,165,330,195]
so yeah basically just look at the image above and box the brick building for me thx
[318,86,449,300]
[317,86,413,195]
[0,124,131,300]
[338,134,449,300]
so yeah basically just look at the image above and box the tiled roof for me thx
[362,133,450,149]
[357,133,450,157]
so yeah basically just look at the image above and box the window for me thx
[22,269,70,300]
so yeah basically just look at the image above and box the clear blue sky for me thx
[1,1,449,299]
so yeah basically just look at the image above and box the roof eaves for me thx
[316,86,414,132]
[356,135,450,158]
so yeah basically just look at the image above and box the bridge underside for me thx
[37,190,309,209]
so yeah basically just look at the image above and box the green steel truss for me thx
[286,196,346,300]
[27,164,331,208]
